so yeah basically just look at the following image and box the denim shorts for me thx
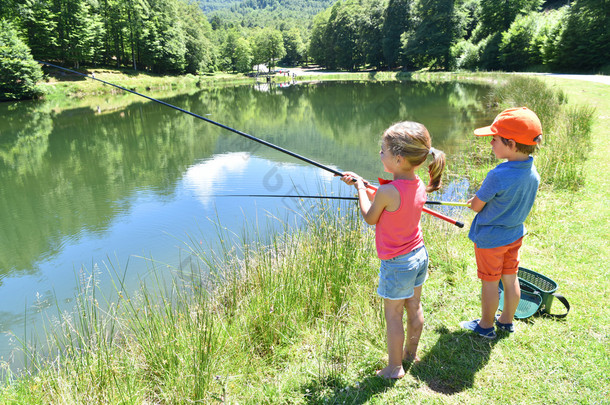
[377,245,429,300]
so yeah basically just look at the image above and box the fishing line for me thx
[218,194,470,207]
[36,61,464,227]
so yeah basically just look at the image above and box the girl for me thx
[341,121,445,379]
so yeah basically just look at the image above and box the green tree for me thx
[97,0,116,66]
[382,0,411,68]
[233,37,252,73]
[0,19,43,101]
[403,0,465,70]
[360,0,385,69]
[473,0,543,41]
[281,28,304,66]
[96,0,146,69]
[499,13,541,71]
[253,27,285,71]
[453,38,480,70]
[555,0,610,71]
[0,0,17,20]
[470,0,543,70]
[538,7,568,68]
[327,0,365,70]
[309,8,332,67]
[50,0,101,67]
[19,0,59,62]
[124,0,147,69]
[220,29,241,72]
[461,0,479,41]
[140,0,186,73]
[179,0,217,73]
[82,0,105,65]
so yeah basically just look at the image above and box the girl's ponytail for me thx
[426,147,445,193]
[383,121,445,192]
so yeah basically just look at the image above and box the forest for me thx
[0,0,608,100]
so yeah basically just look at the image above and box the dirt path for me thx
[516,72,610,85]
[283,67,343,76]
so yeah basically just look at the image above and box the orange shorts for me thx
[474,237,523,282]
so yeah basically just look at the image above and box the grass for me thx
[1,74,608,404]
[39,66,254,103]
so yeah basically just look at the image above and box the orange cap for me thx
[474,107,542,145]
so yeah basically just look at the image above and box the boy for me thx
[460,107,542,338]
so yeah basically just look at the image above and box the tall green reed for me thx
[205,200,375,360]
[3,257,220,403]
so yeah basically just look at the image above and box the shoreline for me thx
[37,67,608,102]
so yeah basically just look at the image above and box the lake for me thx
[0,79,493,367]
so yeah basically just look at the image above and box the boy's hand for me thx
[468,196,486,212]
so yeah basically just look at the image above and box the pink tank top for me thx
[375,178,427,260]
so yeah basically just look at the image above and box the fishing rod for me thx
[36,61,464,227]
[218,194,470,207]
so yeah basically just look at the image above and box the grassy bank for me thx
[39,67,255,102]
[37,66,503,109]
[1,75,608,403]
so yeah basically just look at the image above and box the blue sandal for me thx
[460,319,496,339]
[495,315,515,333]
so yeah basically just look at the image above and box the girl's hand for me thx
[340,172,367,190]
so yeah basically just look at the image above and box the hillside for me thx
[201,0,337,28]
[197,0,241,12]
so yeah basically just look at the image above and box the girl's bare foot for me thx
[376,365,405,379]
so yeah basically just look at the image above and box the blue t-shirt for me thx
[468,157,540,249]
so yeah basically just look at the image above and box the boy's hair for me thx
[499,134,542,155]
[383,121,446,193]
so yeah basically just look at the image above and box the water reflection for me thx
[0,80,493,365]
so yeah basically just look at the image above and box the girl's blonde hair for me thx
[382,121,446,192]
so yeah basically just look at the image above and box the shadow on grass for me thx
[42,65,147,82]
[301,374,398,405]
[365,70,414,82]
[299,325,508,402]
[43,68,87,82]
[410,325,507,394]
